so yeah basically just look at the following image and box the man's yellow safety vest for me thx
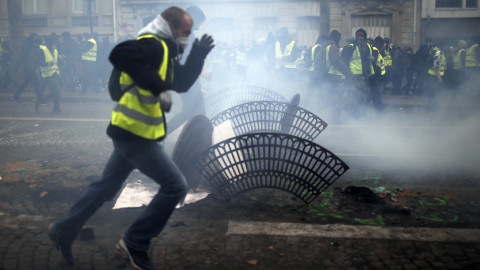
[372,47,386,75]
[307,44,321,71]
[453,48,465,70]
[39,45,59,78]
[384,45,393,66]
[428,49,446,76]
[348,43,374,76]
[465,44,480,68]
[82,38,97,62]
[111,35,173,140]
[326,44,342,76]
[275,40,296,69]
[235,49,247,67]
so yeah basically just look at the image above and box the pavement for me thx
[0,88,480,270]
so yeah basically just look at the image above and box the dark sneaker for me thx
[9,97,21,103]
[116,239,155,270]
[48,223,74,265]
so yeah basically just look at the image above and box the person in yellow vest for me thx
[38,37,62,113]
[79,33,98,93]
[383,37,394,92]
[322,30,352,123]
[425,41,446,111]
[234,43,248,79]
[341,28,375,118]
[451,39,467,91]
[48,7,214,269]
[274,27,301,83]
[305,34,328,89]
[465,36,480,96]
[371,36,387,112]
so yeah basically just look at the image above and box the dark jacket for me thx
[16,40,43,71]
[106,36,209,140]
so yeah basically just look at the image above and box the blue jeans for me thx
[54,139,188,251]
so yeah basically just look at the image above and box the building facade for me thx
[0,0,114,38]
[113,0,423,49]
[0,0,479,49]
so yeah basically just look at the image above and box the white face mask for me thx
[176,36,189,51]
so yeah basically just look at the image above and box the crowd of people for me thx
[1,25,480,117]
[204,27,480,117]
[0,31,113,112]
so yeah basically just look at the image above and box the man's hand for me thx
[193,34,215,54]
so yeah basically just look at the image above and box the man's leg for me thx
[115,140,187,270]
[49,144,134,264]
[119,140,188,251]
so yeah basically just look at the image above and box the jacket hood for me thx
[137,15,175,41]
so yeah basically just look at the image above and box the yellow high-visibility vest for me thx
[275,40,296,69]
[235,49,247,67]
[111,35,173,140]
[428,49,446,76]
[348,43,374,76]
[372,47,386,75]
[453,48,465,70]
[82,38,97,61]
[465,44,480,68]
[307,44,320,71]
[326,44,342,76]
[39,45,59,78]
[384,45,393,66]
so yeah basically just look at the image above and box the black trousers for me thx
[13,68,43,100]
[42,73,61,112]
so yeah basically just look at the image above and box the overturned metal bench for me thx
[198,132,349,204]
[205,85,288,117]
[210,100,328,141]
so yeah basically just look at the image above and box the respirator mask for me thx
[176,37,189,51]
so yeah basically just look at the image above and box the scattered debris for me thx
[390,218,400,225]
[330,241,340,247]
[34,124,39,127]
[267,246,274,250]
[342,186,385,204]
[382,205,410,215]
[39,191,48,198]
[246,259,258,265]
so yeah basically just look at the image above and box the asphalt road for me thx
[0,89,479,269]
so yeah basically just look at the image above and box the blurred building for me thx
[421,0,480,44]
[0,0,114,39]
[0,0,479,49]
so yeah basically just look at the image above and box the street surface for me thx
[0,89,479,269]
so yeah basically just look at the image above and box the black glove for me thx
[192,34,215,55]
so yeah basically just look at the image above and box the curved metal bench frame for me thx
[210,101,328,141]
[198,132,349,204]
